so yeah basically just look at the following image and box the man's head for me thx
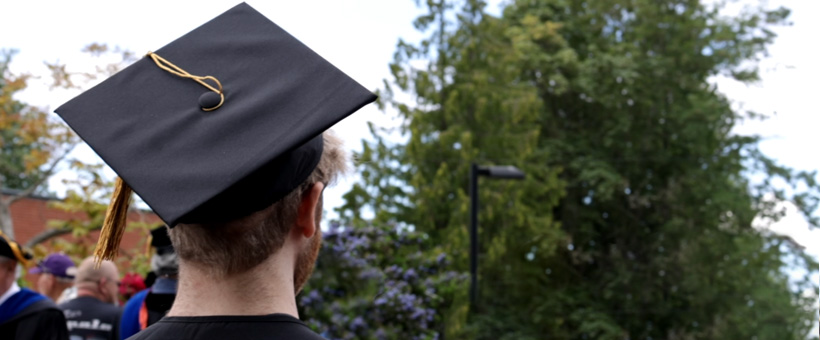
[170,131,347,293]
[30,253,76,300]
[0,231,32,294]
[54,4,377,268]
[74,257,120,304]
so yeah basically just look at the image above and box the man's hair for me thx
[75,257,118,284]
[169,131,347,276]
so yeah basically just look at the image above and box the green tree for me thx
[0,43,138,244]
[29,160,158,279]
[14,44,153,275]
[340,0,818,339]
[0,50,76,238]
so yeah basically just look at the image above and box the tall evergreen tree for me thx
[340,0,818,339]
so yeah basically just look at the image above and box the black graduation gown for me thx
[126,314,324,340]
[0,298,69,340]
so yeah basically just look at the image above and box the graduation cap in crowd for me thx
[149,226,174,255]
[55,2,376,263]
[0,231,34,268]
[147,226,179,285]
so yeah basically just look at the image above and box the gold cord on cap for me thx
[147,52,225,111]
[94,177,132,267]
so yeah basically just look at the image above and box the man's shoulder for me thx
[19,300,66,325]
[21,297,61,314]
[0,289,62,325]
[128,314,324,340]
[59,296,120,323]
[0,298,67,337]
[14,298,64,324]
[59,296,118,311]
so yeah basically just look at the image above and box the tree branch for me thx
[0,176,8,206]
[24,224,101,248]
[8,146,75,205]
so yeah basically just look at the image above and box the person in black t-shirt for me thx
[59,257,121,340]
[54,3,375,340]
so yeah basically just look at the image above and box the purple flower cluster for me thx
[298,223,465,340]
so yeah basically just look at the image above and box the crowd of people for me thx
[0,226,178,340]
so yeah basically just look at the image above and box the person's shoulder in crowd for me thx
[127,314,325,340]
[59,296,121,337]
[0,290,70,340]
[59,295,121,313]
[58,257,122,340]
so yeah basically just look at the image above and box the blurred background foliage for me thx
[2,43,155,279]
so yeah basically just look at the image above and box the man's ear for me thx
[296,182,325,239]
[98,276,109,295]
[44,274,54,288]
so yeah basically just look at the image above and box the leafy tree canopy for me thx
[339,0,818,339]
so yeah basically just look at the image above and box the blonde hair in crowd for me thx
[169,131,348,277]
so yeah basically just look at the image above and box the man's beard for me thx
[293,228,322,295]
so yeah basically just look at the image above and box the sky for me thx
[4,0,818,321]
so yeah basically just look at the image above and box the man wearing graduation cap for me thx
[56,3,375,339]
[0,231,70,339]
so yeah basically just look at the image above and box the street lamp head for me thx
[469,163,526,305]
[481,165,525,179]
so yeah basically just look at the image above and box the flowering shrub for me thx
[299,223,466,340]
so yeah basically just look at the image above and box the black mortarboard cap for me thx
[56,3,375,228]
[150,226,173,249]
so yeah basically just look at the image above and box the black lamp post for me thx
[469,163,525,306]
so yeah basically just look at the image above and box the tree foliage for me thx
[339,0,818,339]
[30,160,158,278]
[0,50,77,238]
[1,44,150,279]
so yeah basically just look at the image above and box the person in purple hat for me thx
[29,253,77,302]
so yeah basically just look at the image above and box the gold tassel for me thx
[94,177,132,267]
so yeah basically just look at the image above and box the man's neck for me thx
[0,281,20,307]
[168,255,298,318]
[46,283,66,301]
[75,288,104,302]
[46,290,61,302]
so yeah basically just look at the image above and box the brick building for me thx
[3,190,162,282]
